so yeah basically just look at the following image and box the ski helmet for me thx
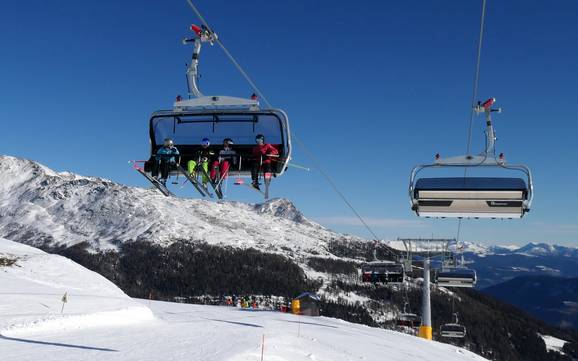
[163,138,174,147]
[201,137,210,147]
[223,138,234,146]
[255,134,265,144]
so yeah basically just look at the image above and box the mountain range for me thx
[384,240,578,289]
[461,242,578,289]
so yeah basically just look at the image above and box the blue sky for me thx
[1,1,577,246]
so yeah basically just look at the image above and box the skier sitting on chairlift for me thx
[251,134,279,190]
[154,138,180,185]
[187,137,215,187]
[211,138,237,183]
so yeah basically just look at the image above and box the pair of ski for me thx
[134,167,173,197]
[134,163,270,200]
[179,165,223,199]
[133,163,221,198]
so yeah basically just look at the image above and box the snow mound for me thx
[539,334,568,355]
[0,238,153,336]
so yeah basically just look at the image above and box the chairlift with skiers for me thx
[361,261,405,284]
[131,24,291,199]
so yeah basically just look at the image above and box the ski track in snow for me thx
[0,237,490,361]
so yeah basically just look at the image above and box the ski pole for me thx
[266,156,310,172]
[285,162,310,171]
[180,177,190,189]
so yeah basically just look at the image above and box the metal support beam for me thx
[419,258,433,340]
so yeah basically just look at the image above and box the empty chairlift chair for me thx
[440,314,467,338]
[361,261,405,284]
[396,303,421,328]
[411,177,529,219]
[434,267,477,288]
[409,98,533,219]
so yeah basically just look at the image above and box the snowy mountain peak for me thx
[252,198,312,225]
[0,155,58,181]
[0,155,361,254]
[452,240,577,258]
[516,242,558,256]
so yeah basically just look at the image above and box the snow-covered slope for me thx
[0,155,360,255]
[0,238,488,361]
[0,237,153,336]
[540,334,569,355]
[2,302,490,361]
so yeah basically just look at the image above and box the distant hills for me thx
[484,275,578,330]
[461,242,578,289]
[382,240,578,289]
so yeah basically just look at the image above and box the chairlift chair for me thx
[361,261,405,284]
[440,313,467,338]
[135,24,292,198]
[409,98,533,219]
[144,105,291,178]
[434,267,477,288]
[396,303,421,328]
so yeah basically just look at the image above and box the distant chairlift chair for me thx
[434,266,477,288]
[440,313,467,338]
[396,303,421,328]
[361,261,405,284]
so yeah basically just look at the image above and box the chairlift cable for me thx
[455,218,463,264]
[184,0,386,248]
[455,0,488,258]
[185,0,272,109]
[465,0,488,157]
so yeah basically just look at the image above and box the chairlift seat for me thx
[144,144,284,177]
[413,177,528,219]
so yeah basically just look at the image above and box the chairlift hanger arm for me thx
[474,97,502,157]
[182,24,218,98]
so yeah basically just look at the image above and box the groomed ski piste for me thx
[0,238,488,361]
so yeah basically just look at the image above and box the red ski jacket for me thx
[252,144,279,164]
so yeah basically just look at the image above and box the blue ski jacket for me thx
[156,146,180,163]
